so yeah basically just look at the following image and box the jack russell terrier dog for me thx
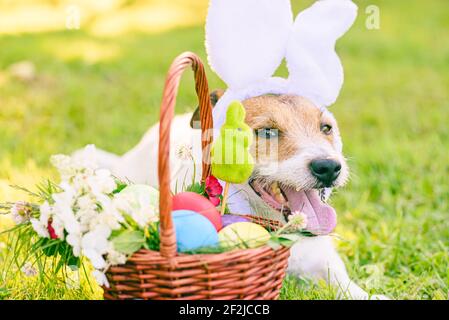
[74,0,389,299]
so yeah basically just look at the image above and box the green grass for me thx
[1,0,449,300]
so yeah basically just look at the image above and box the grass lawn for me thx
[1,0,448,300]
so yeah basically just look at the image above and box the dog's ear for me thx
[190,89,225,129]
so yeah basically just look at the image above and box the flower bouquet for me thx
[1,143,307,288]
[1,145,161,286]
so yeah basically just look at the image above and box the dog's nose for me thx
[310,159,341,187]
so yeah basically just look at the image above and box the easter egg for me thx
[221,215,250,228]
[172,192,222,231]
[172,210,219,252]
[119,184,159,221]
[218,222,271,249]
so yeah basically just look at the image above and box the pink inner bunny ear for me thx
[206,0,293,90]
[286,0,358,108]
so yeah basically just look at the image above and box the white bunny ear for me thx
[206,0,293,90]
[286,0,357,107]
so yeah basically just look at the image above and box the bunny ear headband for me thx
[206,0,358,131]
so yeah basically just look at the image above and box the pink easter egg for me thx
[172,192,222,231]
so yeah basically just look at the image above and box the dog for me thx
[75,90,388,300]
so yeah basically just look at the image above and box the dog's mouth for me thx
[249,179,337,235]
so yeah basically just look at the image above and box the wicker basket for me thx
[103,52,290,300]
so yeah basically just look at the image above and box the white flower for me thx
[92,270,109,287]
[113,191,158,227]
[53,185,76,208]
[87,169,116,196]
[30,218,49,238]
[71,173,91,193]
[77,194,97,213]
[97,211,122,231]
[107,248,127,266]
[10,201,32,224]
[39,201,52,215]
[131,209,152,228]
[39,201,52,221]
[74,145,98,172]
[51,145,99,183]
[113,192,133,212]
[55,204,80,235]
[51,215,65,240]
[21,262,37,277]
[83,248,107,269]
[34,202,57,237]
[66,232,82,256]
[78,211,98,233]
[288,211,308,230]
[81,225,111,269]
[94,195,123,230]
[50,154,76,181]
[175,143,193,161]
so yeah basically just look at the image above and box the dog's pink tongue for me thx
[284,188,337,235]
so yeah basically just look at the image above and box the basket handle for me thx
[158,52,213,258]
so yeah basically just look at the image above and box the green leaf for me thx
[41,239,60,257]
[112,180,129,194]
[0,287,10,300]
[185,182,205,195]
[110,228,125,239]
[299,231,315,237]
[277,239,295,247]
[267,239,282,251]
[268,234,300,249]
[278,233,302,243]
[111,230,145,254]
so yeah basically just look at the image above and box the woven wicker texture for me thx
[104,52,290,300]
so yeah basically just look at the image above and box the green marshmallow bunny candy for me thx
[211,101,254,184]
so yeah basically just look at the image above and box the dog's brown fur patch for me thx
[243,95,337,162]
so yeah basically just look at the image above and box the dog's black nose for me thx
[310,159,341,187]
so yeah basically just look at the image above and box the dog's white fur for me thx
[74,110,388,300]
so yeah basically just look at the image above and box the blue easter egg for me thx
[172,210,219,252]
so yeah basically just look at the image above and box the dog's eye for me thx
[321,124,333,135]
[256,128,279,139]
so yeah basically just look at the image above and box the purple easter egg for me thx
[221,215,250,229]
